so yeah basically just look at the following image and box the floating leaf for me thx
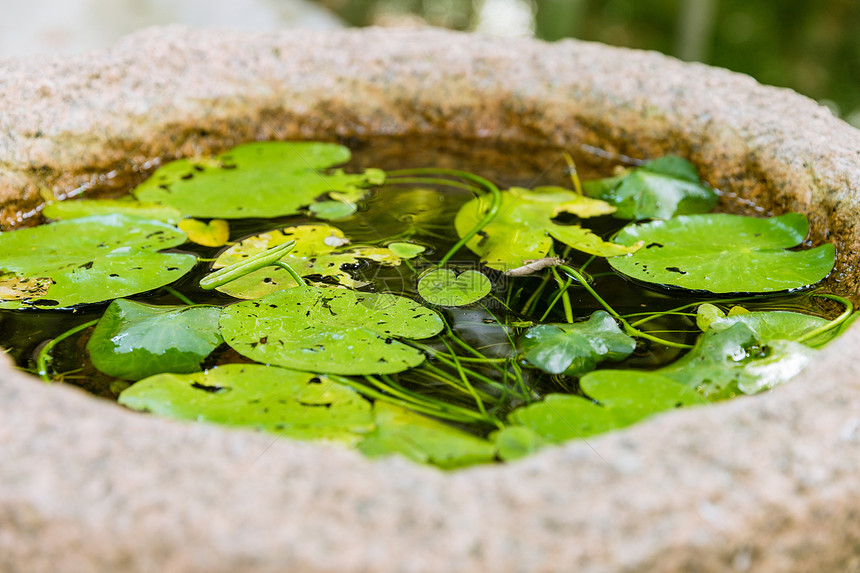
[454,186,639,270]
[609,213,835,293]
[491,426,546,461]
[387,242,426,259]
[418,269,491,307]
[178,218,230,247]
[132,141,384,219]
[42,198,182,224]
[220,286,444,375]
[582,156,718,220]
[659,322,817,399]
[0,214,195,309]
[87,299,223,380]
[118,364,374,444]
[509,393,616,441]
[211,224,403,299]
[580,369,706,425]
[696,303,726,331]
[309,200,357,220]
[509,370,703,442]
[518,311,636,376]
[358,402,495,469]
[709,310,829,345]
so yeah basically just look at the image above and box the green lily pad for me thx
[211,224,403,299]
[582,156,718,220]
[491,426,547,461]
[417,269,492,307]
[509,370,703,442]
[609,213,835,293]
[708,309,830,346]
[42,198,182,224]
[509,393,616,442]
[358,402,495,469]
[659,322,818,399]
[132,141,385,219]
[0,214,196,309]
[580,369,706,425]
[387,242,426,259]
[118,364,374,444]
[454,186,640,270]
[309,200,358,220]
[220,286,444,375]
[87,299,223,380]
[518,311,636,376]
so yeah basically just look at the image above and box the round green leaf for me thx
[118,364,374,444]
[418,269,491,307]
[492,426,546,461]
[509,370,703,442]
[358,402,495,469]
[709,310,829,345]
[86,299,223,380]
[132,141,384,219]
[0,214,195,309]
[518,311,636,376]
[42,198,182,224]
[508,393,617,442]
[309,200,357,220]
[220,287,444,375]
[580,369,706,425]
[454,186,639,270]
[387,242,426,259]
[608,213,835,293]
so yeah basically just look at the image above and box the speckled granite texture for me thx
[0,27,859,572]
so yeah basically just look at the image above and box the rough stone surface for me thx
[1,27,859,572]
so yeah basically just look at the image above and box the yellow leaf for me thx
[178,219,230,247]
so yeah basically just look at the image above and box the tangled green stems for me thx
[557,264,694,349]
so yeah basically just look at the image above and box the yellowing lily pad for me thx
[211,224,403,299]
[178,218,230,247]
[454,186,639,270]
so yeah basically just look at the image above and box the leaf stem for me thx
[797,293,855,343]
[272,262,308,287]
[440,339,490,418]
[199,240,296,290]
[163,286,195,306]
[36,319,100,382]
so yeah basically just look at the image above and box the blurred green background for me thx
[312,0,860,126]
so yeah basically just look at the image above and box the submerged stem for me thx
[388,168,503,266]
[797,293,855,343]
[36,319,100,382]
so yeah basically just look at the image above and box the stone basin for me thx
[1,26,859,572]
